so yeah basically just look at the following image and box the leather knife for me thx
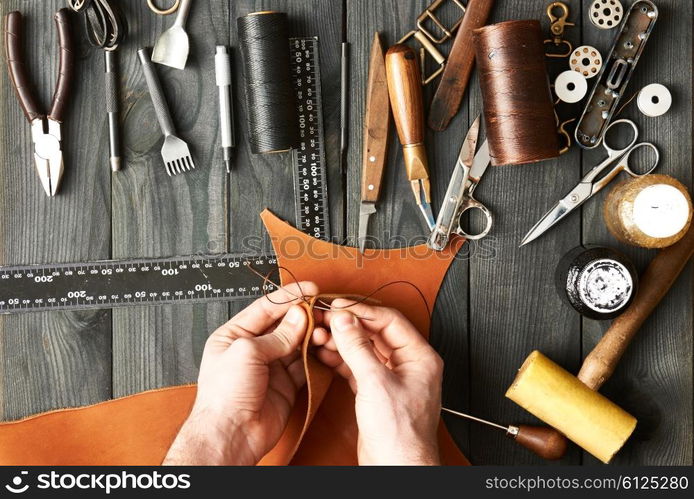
[358,32,391,253]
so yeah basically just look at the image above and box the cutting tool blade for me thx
[469,140,491,181]
[358,202,377,253]
[458,115,481,167]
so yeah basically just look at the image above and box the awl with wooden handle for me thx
[385,44,436,230]
[442,407,567,460]
[358,33,391,253]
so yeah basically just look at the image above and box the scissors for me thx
[428,115,493,251]
[521,119,659,246]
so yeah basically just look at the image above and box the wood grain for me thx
[386,44,425,146]
[0,0,112,420]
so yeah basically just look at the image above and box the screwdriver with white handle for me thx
[215,46,236,173]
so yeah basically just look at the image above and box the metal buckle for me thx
[398,0,467,85]
[544,2,575,58]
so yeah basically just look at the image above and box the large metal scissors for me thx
[521,119,659,246]
[428,115,493,250]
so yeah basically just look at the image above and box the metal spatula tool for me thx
[138,48,195,176]
[151,0,192,69]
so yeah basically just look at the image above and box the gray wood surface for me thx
[0,0,691,465]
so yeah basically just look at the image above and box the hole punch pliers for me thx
[4,9,75,197]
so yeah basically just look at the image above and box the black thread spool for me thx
[555,246,638,320]
[238,11,298,154]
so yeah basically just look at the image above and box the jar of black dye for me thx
[555,246,638,320]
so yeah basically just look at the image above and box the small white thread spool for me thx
[637,83,672,117]
[555,71,588,103]
[604,174,693,248]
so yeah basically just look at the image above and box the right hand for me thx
[314,299,443,465]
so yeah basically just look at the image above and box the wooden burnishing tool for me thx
[507,223,694,463]
[428,0,496,131]
[441,407,567,460]
[385,44,436,230]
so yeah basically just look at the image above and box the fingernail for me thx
[332,312,357,331]
[285,306,304,325]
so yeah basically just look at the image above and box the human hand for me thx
[164,282,319,466]
[313,300,443,465]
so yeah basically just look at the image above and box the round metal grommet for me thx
[147,0,180,16]
[590,0,623,29]
[555,71,588,103]
[570,46,602,79]
[637,83,672,117]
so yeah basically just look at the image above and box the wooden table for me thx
[0,0,691,465]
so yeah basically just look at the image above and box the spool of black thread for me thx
[555,246,638,320]
[238,11,298,154]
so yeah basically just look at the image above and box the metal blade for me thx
[458,115,481,167]
[520,200,573,246]
[419,201,436,231]
[469,140,491,181]
[358,202,377,253]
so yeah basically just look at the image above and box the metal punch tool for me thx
[4,9,75,196]
[428,115,493,251]
[521,119,659,246]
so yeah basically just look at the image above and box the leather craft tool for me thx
[397,0,467,85]
[441,408,567,460]
[152,0,192,69]
[290,37,331,241]
[575,0,658,148]
[428,116,493,251]
[473,20,560,166]
[385,44,436,231]
[590,0,623,29]
[428,0,495,131]
[147,0,180,16]
[543,2,574,58]
[138,48,196,176]
[0,210,470,466]
[521,119,659,246]
[3,9,74,197]
[603,174,692,248]
[555,246,638,320]
[358,33,390,254]
[508,222,694,463]
[67,0,128,172]
[215,46,235,173]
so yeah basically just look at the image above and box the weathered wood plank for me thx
[466,0,584,465]
[581,0,693,465]
[111,0,230,396]
[346,0,471,459]
[0,0,112,420]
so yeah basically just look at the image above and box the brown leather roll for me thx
[473,20,559,166]
[49,8,74,123]
[3,11,41,122]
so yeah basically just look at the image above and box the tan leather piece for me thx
[0,210,469,466]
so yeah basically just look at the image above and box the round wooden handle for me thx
[578,223,694,390]
[385,44,425,147]
[514,425,568,460]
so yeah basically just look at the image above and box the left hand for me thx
[164,281,319,465]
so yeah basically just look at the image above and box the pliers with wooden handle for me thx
[4,9,75,196]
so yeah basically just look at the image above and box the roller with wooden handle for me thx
[385,44,436,230]
[507,223,694,463]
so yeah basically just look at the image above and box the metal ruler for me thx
[290,37,331,241]
[0,254,279,314]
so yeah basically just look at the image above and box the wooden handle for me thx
[428,0,496,131]
[578,223,694,390]
[385,44,424,147]
[514,425,568,461]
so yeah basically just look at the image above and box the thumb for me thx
[330,311,384,380]
[253,305,307,362]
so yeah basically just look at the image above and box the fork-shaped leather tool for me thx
[137,48,195,176]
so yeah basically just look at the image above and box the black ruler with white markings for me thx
[290,37,331,241]
[0,254,279,314]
